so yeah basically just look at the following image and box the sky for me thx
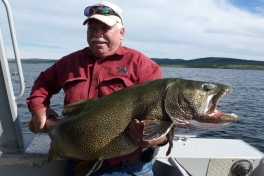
[0,0,264,61]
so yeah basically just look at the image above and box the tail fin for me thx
[28,119,36,132]
[47,143,58,165]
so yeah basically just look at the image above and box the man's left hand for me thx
[127,119,166,148]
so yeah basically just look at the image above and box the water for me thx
[9,63,264,153]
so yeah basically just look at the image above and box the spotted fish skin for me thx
[29,78,238,175]
[48,78,172,160]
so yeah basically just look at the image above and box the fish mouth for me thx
[192,89,238,124]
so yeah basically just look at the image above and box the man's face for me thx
[87,19,124,58]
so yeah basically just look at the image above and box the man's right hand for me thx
[32,107,58,133]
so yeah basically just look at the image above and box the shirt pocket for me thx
[99,76,135,97]
[62,77,88,105]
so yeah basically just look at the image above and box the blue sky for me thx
[229,0,264,13]
[0,0,264,61]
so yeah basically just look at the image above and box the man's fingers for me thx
[131,120,144,137]
[32,116,46,133]
[32,107,54,133]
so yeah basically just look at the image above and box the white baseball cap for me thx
[83,1,123,26]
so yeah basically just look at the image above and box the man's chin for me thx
[92,49,110,58]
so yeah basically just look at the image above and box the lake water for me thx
[9,63,264,153]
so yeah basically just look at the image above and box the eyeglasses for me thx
[84,6,122,24]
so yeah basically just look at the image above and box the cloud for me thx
[1,0,264,61]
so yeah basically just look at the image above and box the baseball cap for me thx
[83,1,123,26]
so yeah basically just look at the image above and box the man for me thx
[26,1,167,175]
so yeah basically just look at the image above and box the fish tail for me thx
[28,119,36,132]
[47,143,57,165]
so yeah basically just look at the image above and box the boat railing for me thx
[1,0,25,100]
[0,0,25,151]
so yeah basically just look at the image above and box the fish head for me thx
[164,78,238,128]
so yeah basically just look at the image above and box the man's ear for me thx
[120,27,125,40]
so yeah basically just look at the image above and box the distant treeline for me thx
[152,57,264,70]
[8,58,57,64]
[8,57,264,70]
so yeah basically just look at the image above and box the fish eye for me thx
[202,84,212,92]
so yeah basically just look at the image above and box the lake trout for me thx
[28,78,238,176]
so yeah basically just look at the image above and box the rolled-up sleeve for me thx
[26,63,61,114]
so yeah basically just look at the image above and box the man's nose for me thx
[93,28,104,37]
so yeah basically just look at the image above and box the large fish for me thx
[28,78,238,176]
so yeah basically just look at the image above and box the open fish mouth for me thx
[191,88,238,125]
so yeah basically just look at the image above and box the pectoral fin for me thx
[76,159,103,176]
[143,120,174,141]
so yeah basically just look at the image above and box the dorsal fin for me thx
[62,98,98,117]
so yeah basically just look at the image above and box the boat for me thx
[0,0,263,175]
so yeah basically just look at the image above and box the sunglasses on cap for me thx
[84,6,122,24]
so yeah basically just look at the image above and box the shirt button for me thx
[94,78,98,81]
[97,60,102,64]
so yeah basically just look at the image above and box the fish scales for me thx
[48,78,172,160]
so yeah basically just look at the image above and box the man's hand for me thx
[32,107,58,133]
[127,119,166,148]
